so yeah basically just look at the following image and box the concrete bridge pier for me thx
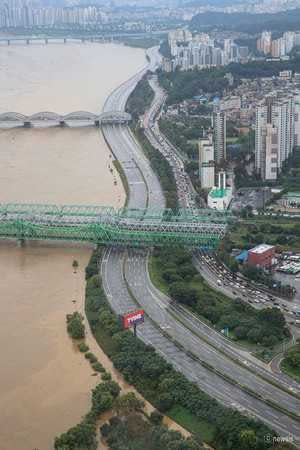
[94,119,100,127]
[23,121,31,128]
[59,120,66,127]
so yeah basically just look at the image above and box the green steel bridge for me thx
[0,204,231,248]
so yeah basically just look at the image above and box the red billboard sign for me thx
[123,309,145,329]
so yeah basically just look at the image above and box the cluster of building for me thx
[257,30,300,58]
[162,29,248,72]
[0,1,109,28]
[196,71,300,205]
[0,0,168,29]
[277,258,300,274]
[213,70,300,127]
[236,244,300,275]
[197,107,233,210]
[255,89,300,181]
[279,191,300,209]
[235,244,276,268]
[198,109,226,185]
[190,68,300,184]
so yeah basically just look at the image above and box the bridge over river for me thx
[0,110,131,128]
[0,204,230,248]
[0,32,158,46]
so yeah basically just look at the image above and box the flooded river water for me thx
[0,42,145,450]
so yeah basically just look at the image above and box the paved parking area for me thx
[231,187,271,211]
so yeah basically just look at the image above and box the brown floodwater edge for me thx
[80,248,195,449]
[0,42,146,450]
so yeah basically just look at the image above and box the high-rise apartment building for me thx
[198,134,215,188]
[264,123,278,181]
[283,31,296,54]
[272,96,294,167]
[257,31,272,55]
[271,38,286,57]
[294,92,300,147]
[255,95,295,180]
[213,109,226,163]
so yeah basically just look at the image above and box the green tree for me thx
[169,282,198,306]
[285,346,300,368]
[156,392,175,412]
[247,327,263,343]
[219,314,240,330]
[239,429,258,450]
[162,269,182,283]
[150,410,163,425]
[54,420,96,450]
[258,308,286,328]
[66,312,85,339]
[234,326,248,340]
[114,392,144,415]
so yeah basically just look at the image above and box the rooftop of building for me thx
[235,250,248,262]
[249,244,275,254]
[282,191,300,198]
[209,188,230,198]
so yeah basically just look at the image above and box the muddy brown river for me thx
[0,42,145,450]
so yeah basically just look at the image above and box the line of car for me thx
[144,76,197,210]
[197,252,300,324]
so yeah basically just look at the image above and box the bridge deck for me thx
[0,111,131,126]
[0,204,230,248]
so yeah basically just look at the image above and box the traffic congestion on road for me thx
[195,250,300,325]
[100,46,300,443]
[144,75,197,210]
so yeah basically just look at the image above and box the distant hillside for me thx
[190,9,300,34]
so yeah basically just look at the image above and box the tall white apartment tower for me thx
[260,31,272,54]
[294,92,300,147]
[255,95,294,180]
[199,134,215,188]
[213,109,226,163]
[264,123,278,181]
[223,39,233,64]
[255,101,268,175]
[272,96,294,168]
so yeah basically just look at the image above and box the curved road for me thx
[100,47,300,442]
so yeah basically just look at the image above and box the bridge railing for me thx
[0,203,230,248]
[0,111,132,123]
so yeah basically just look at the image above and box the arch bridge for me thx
[0,204,231,249]
[0,111,131,127]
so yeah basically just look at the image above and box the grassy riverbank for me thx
[55,247,203,449]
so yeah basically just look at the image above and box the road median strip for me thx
[122,253,300,423]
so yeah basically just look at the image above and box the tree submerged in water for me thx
[66,312,85,339]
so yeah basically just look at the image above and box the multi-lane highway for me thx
[144,75,197,210]
[194,251,300,339]
[100,46,300,442]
